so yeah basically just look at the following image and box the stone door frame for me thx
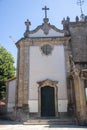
[37,79,58,117]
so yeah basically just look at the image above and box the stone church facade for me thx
[7,7,87,125]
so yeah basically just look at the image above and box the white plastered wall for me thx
[7,79,16,112]
[29,29,64,38]
[28,45,68,113]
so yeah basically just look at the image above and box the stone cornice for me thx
[16,36,71,47]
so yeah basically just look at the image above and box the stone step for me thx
[24,118,76,125]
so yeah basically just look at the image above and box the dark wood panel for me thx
[41,86,55,117]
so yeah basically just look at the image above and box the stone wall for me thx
[69,22,87,62]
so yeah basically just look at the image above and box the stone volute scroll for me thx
[69,55,76,72]
[69,55,81,78]
[24,19,31,38]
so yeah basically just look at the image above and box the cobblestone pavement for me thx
[0,120,87,130]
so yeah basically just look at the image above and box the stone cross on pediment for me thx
[25,19,31,31]
[42,6,49,18]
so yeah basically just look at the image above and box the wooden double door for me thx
[41,86,55,117]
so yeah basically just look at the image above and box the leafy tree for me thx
[0,45,15,100]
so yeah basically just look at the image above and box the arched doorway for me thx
[37,79,58,117]
[41,86,55,117]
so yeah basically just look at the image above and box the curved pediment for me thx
[37,79,58,88]
[24,18,69,38]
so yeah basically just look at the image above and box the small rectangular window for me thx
[84,80,87,103]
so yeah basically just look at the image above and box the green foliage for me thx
[0,45,15,99]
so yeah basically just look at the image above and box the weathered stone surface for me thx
[7,17,87,125]
[69,22,87,62]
